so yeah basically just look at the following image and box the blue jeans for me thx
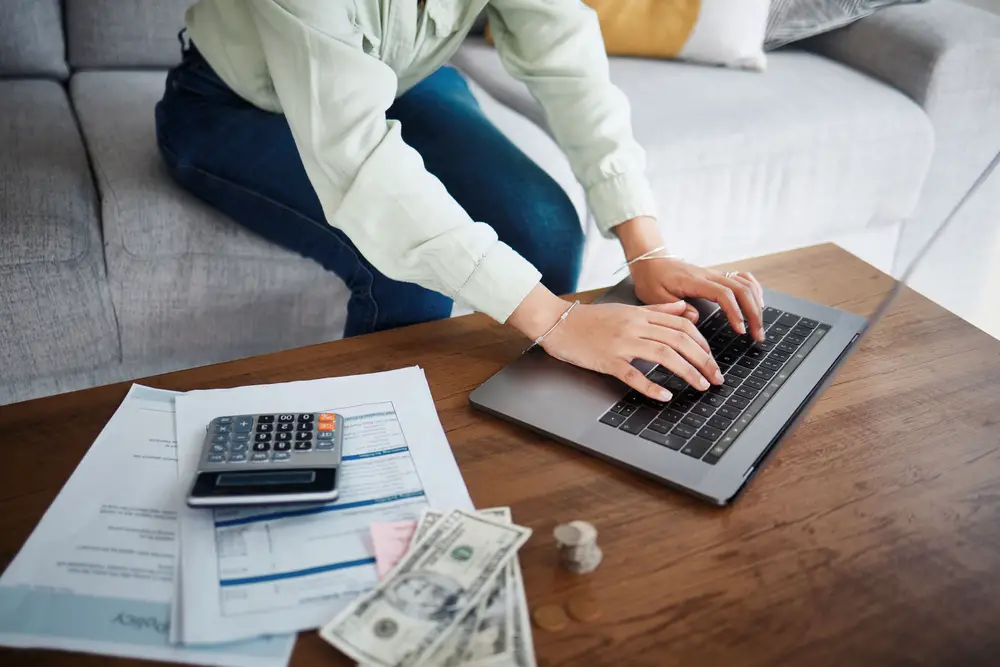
[154,47,584,337]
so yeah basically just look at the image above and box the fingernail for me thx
[737,321,747,335]
[714,370,724,384]
[698,378,710,390]
[660,389,672,401]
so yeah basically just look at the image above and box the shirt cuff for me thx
[587,173,659,238]
[454,241,542,324]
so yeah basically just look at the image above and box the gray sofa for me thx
[2,0,999,406]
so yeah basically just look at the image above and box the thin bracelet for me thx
[525,300,580,353]
[615,245,683,275]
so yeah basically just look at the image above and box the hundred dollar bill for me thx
[319,509,530,667]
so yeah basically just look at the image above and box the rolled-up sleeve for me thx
[246,0,541,323]
[487,0,658,237]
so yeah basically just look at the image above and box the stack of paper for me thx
[0,366,474,666]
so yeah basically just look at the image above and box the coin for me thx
[532,604,569,632]
[567,595,601,623]
[553,521,596,547]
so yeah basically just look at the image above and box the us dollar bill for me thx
[319,509,530,667]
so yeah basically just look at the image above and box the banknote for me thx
[319,510,530,667]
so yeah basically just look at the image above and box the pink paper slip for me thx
[370,520,418,579]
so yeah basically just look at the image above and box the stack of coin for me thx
[553,520,602,574]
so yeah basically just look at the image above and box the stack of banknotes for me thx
[320,508,536,667]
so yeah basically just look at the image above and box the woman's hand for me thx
[614,216,766,342]
[508,286,725,401]
[630,257,766,343]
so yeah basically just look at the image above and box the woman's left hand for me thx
[630,256,767,343]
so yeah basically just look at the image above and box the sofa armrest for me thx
[806,0,1000,113]
[807,0,1000,266]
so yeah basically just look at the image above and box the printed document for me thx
[0,385,294,666]
[175,367,473,644]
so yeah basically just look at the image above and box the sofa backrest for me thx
[66,0,193,69]
[0,0,69,79]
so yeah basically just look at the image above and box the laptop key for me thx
[707,415,732,430]
[618,403,637,417]
[701,438,735,465]
[769,349,791,362]
[691,403,715,418]
[745,347,766,360]
[640,429,686,451]
[777,313,800,328]
[791,325,813,338]
[735,357,759,369]
[696,426,723,442]
[664,376,687,392]
[744,376,767,391]
[659,409,684,423]
[647,418,673,434]
[671,423,697,439]
[752,367,776,381]
[717,351,740,366]
[647,369,669,385]
[777,341,799,355]
[785,334,805,346]
[709,384,735,397]
[680,437,713,459]
[728,338,752,355]
[735,385,759,400]
[671,398,697,413]
[682,414,706,429]
[620,407,658,435]
[728,365,750,378]
[723,373,743,388]
[716,405,741,420]
[770,324,791,335]
[765,331,783,344]
[726,396,750,410]
[798,318,819,329]
[699,393,726,408]
[760,358,784,372]
[762,307,782,324]
[624,391,644,405]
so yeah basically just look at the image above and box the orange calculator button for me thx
[318,422,334,431]
[319,413,336,422]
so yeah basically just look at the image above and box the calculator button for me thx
[294,441,313,451]
[319,413,336,422]
[316,441,336,450]
[207,454,225,463]
[317,431,334,441]
[250,453,270,463]
[298,414,314,423]
[228,453,247,463]
[318,423,334,432]
[256,423,273,433]
[254,433,272,443]
[210,444,227,454]
[297,422,313,431]
[274,441,292,452]
[252,442,270,452]
[233,416,254,433]
[215,416,233,425]
[257,415,275,424]
[276,432,292,442]
[232,434,249,444]
[230,443,248,453]
[278,414,295,423]
[277,422,294,432]
[295,431,313,441]
[272,451,292,461]
[212,434,229,444]
[214,424,231,435]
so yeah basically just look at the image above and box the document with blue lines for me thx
[174,367,473,644]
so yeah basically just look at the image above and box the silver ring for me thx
[725,271,738,279]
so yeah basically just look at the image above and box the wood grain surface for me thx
[2,244,999,667]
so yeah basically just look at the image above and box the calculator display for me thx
[216,470,316,487]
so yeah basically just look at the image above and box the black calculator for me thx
[186,412,344,508]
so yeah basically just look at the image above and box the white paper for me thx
[0,385,295,667]
[176,367,473,644]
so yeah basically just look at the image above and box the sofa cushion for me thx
[0,0,68,78]
[70,70,351,365]
[0,81,120,380]
[453,39,934,274]
[66,0,192,69]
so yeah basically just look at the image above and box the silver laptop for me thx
[470,151,998,506]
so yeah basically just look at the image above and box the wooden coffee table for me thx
[2,244,999,667]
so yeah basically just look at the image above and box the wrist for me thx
[614,216,665,261]
[506,284,572,341]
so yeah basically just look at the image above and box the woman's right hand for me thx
[508,286,725,401]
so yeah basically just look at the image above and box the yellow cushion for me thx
[485,0,702,59]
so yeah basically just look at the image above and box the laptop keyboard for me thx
[599,306,831,464]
